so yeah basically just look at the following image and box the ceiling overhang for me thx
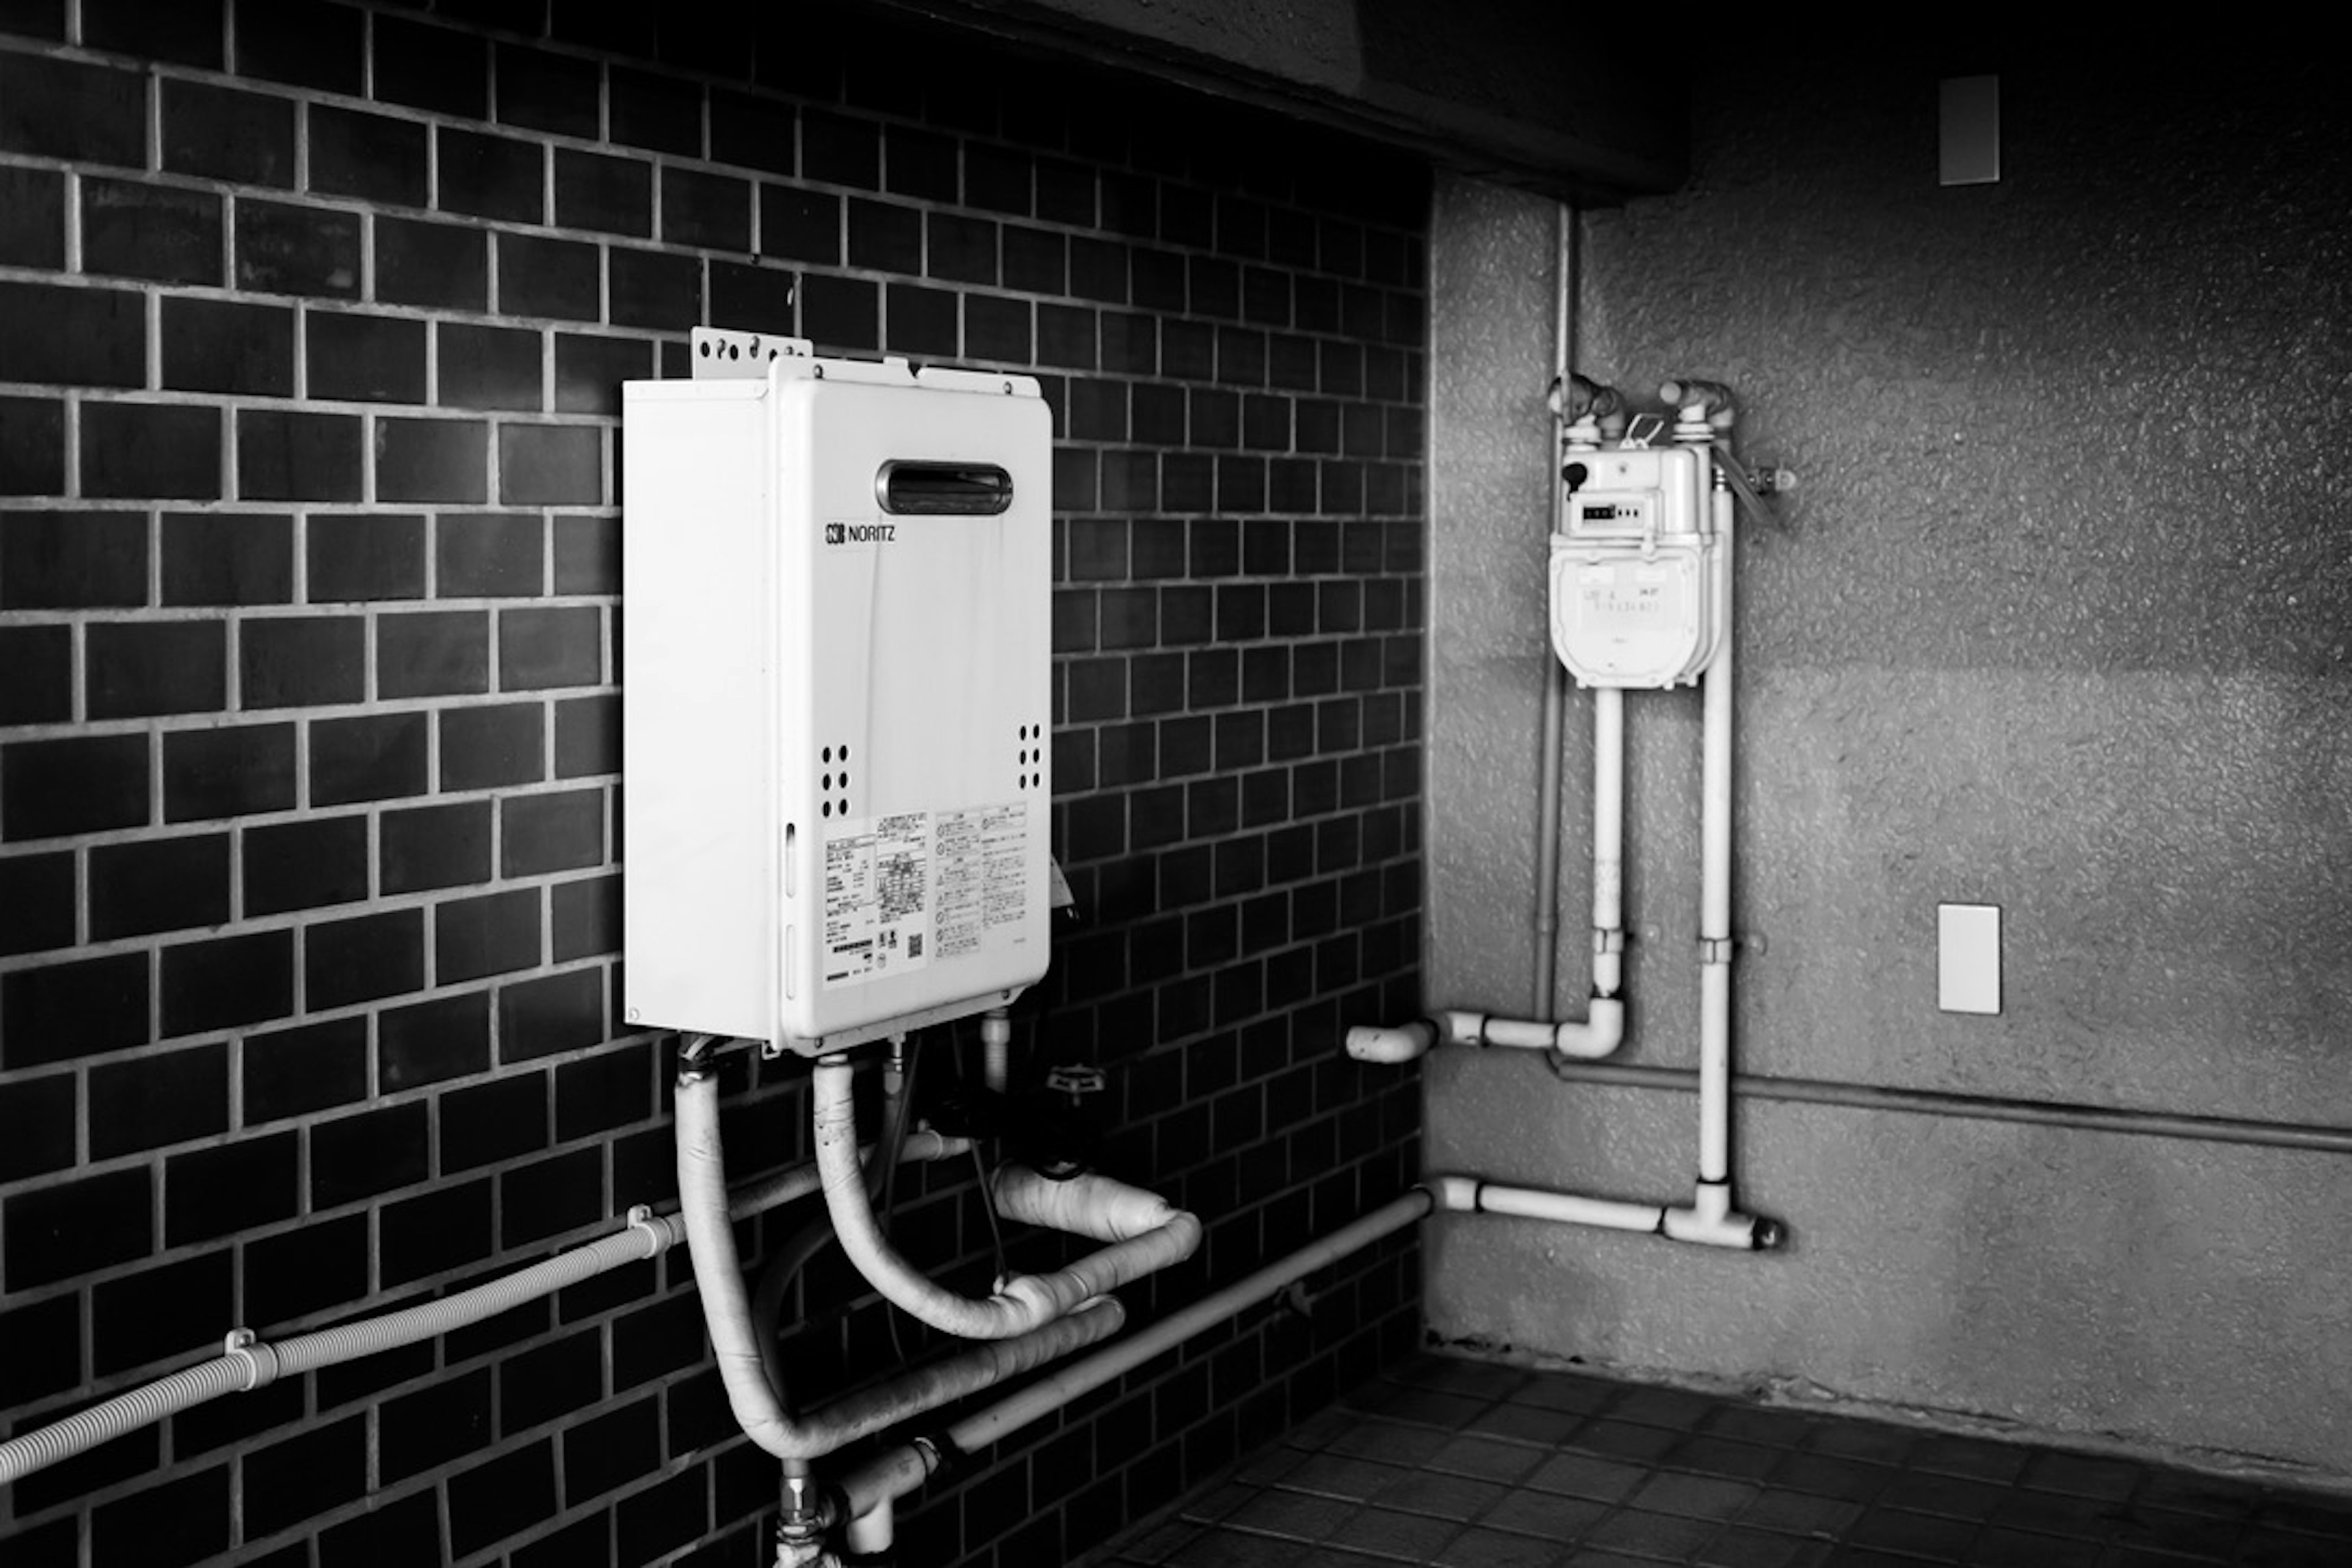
[869,0,1689,200]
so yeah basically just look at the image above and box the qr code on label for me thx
[909,935,924,959]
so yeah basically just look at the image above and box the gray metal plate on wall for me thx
[690,326,813,380]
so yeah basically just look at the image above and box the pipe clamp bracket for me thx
[1698,937,1736,965]
[625,1204,669,1257]
[1593,929,1624,955]
[222,1328,280,1392]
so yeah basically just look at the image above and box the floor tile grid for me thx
[1084,1354,2352,1568]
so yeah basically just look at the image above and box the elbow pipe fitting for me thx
[1344,1019,1438,1063]
[1658,378,1737,423]
[1545,998,1626,1066]
[1553,373,1626,426]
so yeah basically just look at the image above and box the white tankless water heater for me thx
[622,330,1053,1056]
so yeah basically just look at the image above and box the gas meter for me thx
[1549,428,1726,688]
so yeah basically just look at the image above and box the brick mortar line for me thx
[0,809,623,864]
[0,383,625,430]
[1,210,1427,327]
[0,704,619,753]
[0,598,620,623]
[0,869,617,973]
[0,40,1435,257]
[0,1035,655,1251]
[6,184,1427,328]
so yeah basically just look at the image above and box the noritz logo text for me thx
[824,522,897,545]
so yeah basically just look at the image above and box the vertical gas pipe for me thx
[1531,202,1576,1014]
[1664,380,1744,1241]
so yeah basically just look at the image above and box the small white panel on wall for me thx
[1939,75,2000,186]
[622,336,1052,1055]
[1937,902,2002,1014]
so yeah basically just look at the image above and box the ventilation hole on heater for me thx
[821,801,831,818]
[698,340,712,357]
[840,744,850,760]
[822,774,832,790]
[840,772,849,788]
[838,798,850,816]
[822,746,832,763]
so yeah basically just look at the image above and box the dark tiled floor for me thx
[1084,1352,2352,1567]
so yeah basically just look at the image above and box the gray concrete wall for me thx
[1420,49,2352,1477]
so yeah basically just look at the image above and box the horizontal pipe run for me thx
[840,1166,1784,1525]
[838,1189,1439,1520]
[1539,1060,2352,1158]
[1346,1004,1625,1066]
[1434,1173,1773,1250]
[0,1130,973,1488]
[1449,1179,1662,1234]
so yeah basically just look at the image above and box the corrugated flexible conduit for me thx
[0,1126,971,1487]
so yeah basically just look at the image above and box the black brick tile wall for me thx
[0,3,1427,1565]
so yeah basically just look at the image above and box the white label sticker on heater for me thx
[821,812,935,988]
[934,804,1028,960]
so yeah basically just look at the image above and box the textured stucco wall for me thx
[1422,49,2352,1476]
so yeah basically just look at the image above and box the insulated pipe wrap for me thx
[991,1166,1185,1244]
[676,1071,804,1451]
[809,1298,1126,1446]
[813,1057,1196,1341]
[814,1058,1047,1339]
[677,1072,1122,1461]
